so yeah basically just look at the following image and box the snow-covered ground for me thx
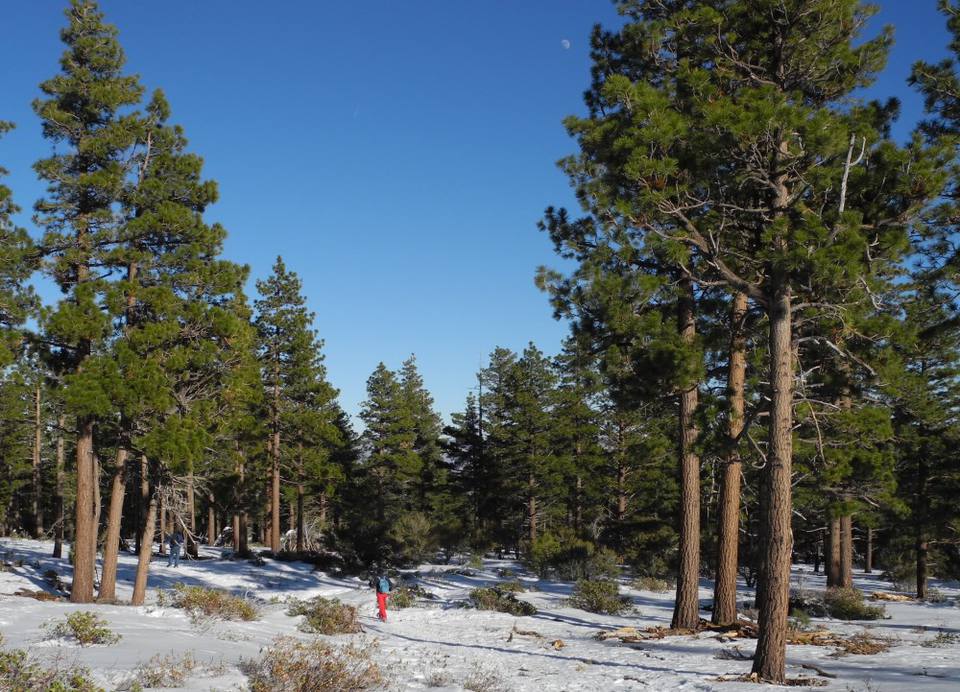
[0,538,958,690]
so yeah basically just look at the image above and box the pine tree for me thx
[254,257,334,552]
[541,1,944,679]
[33,0,145,603]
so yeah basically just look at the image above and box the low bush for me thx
[498,579,525,592]
[527,531,620,580]
[0,648,102,691]
[166,583,259,622]
[463,662,506,692]
[630,576,672,593]
[824,588,886,621]
[469,587,537,616]
[287,596,361,634]
[243,636,383,691]
[388,586,416,609]
[133,652,198,688]
[567,579,633,615]
[49,611,121,646]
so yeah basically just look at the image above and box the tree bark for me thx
[528,472,537,546]
[916,455,928,599]
[826,516,841,587]
[864,527,873,574]
[839,514,853,588]
[131,473,156,606]
[713,291,747,626]
[32,383,43,538]
[53,415,66,559]
[98,447,128,602]
[752,290,794,683]
[207,494,216,546]
[270,360,281,552]
[71,417,96,603]
[158,496,167,556]
[186,472,197,557]
[672,277,702,630]
[296,480,305,553]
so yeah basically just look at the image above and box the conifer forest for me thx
[1,1,960,690]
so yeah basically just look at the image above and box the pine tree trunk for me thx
[713,291,747,626]
[136,455,148,553]
[865,527,873,574]
[187,472,197,557]
[827,516,841,587]
[296,483,304,553]
[574,474,583,534]
[916,454,928,599]
[92,454,102,575]
[32,383,43,538]
[752,290,794,684]
[839,514,853,588]
[207,494,216,546]
[672,277,701,631]
[71,417,96,603]
[98,447,128,602]
[131,478,157,606]
[239,512,249,557]
[158,496,167,556]
[53,415,66,559]
[527,472,537,545]
[232,513,240,551]
[270,362,281,552]
[319,492,328,527]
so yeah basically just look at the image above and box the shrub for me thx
[132,652,197,688]
[0,648,102,691]
[287,596,361,634]
[388,586,416,610]
[469,587,537,616]
[498,579,525,593]
[527,531,619,580]
[463,662,505,692]
[167,583,259,622]
[824,588,886,621]
[788,608,813,632]
[243,636,382,691]
[567,579,633,615]
[467,553,484,570]
[50,611,121,646]
[630,576,671,593]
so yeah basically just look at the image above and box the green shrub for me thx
[498,579,525,592]
[242,636,382,691]
[388,586,416,609]
[50,611,121,646]
[0,648,103,691]
[567,579,633,615]
[788,608,813,632]
[527,531,619,580]
[824,588,886,621]
[468,587,537,616]
[467,553,484,570]
[630,576,672,593]
[287,596,361,634]
[167,583,259,622]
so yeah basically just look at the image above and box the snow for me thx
[1,538,958,690]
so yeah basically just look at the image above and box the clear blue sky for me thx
[0,1,952,423]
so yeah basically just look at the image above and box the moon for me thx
[561,39,571,50]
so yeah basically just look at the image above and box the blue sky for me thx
[0,1,953,423]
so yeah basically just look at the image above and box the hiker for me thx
[371,570,393,621]
[166,529,184,568]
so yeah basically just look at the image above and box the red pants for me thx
[377,592,388,621]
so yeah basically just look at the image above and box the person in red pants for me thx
[374,572,393,621]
